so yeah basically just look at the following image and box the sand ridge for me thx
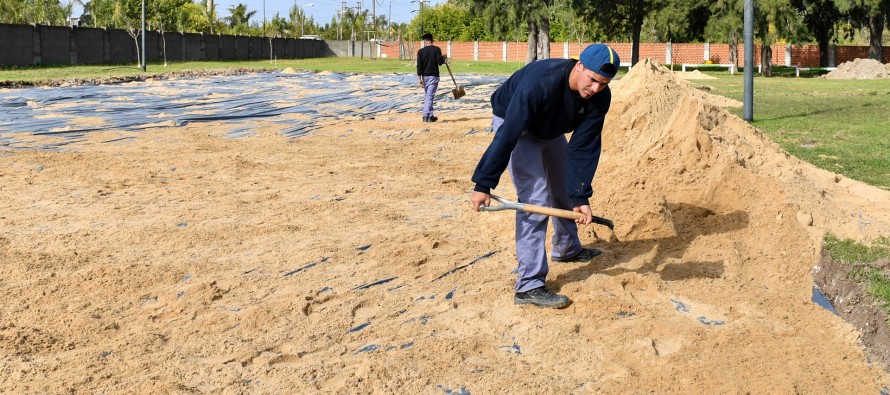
[1,60,889,393]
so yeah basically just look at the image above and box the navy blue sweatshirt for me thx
[471,58,611,207]
[417,45,445,77]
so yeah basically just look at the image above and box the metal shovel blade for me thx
[452,86,466,99]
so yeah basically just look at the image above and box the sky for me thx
[218,0,445,27]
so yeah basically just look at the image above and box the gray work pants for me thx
[493,115,583,292]
[422,76,439,118]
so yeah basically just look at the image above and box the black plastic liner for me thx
[0,70,504,150]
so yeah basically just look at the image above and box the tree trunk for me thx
[539,16,550,60]
[161,31,168,66]
[631,16,642,66]
[760,45,772,77]
[867,11,885,61]
[526,20,538,64]
[729,31,739,74]
[129,28,141,67]
[818,40,829,67]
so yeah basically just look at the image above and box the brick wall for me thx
[379,40,889,69]
[3,22,889,68]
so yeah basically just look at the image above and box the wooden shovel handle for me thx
[523,204,615,229]
[445,63,459,86]
[522,204,585,220]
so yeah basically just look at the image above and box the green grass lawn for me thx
[823,234,890,316]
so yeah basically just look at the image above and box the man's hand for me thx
[573,205,593,225]
[471,191,491,211]
[418,80,424,88]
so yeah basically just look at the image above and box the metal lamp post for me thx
[301,3,314,37]
[141,0,145,71]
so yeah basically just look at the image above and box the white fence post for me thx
[785,43,792,66]
[665,41,672,65]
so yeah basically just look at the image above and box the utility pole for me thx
[357,1,363,59]
[340,2,346,40]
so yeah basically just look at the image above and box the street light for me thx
[301,3,314,37]
[411,0,428,37]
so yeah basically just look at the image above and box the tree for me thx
[647,0,712,42]
[836,0,890,61]
[573,0,668,66]
[289,3,315,38]
[525,0,554,62]
[20,0,68,25]
[791,0,843,66]
[196,0,220,33]
[410,3,470,41]
[225,3,255,35]
[346,8,368,41]
[706,0,743,71]
[465,0,553,63]
[269,12,288,37]
[754,0,807,76]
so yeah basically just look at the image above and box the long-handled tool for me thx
[444,62,466,99]
[480,194,618,241]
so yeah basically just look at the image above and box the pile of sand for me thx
[675,69,717,80]
[824,58,890,79]
[2,61,890,393]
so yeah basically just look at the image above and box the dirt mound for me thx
[2,62,890,393]
[608,59,890,242]
[824,58,890,79]
[675,69,717,80]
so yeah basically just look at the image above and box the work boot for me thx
[514,287,570,309]
[553,247,601,263]
[428,115,438,122]
[422,116,429,122]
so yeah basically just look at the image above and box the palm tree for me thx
[225,3,255,31]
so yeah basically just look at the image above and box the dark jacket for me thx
[472,58,612,207]
[417,44,445,77]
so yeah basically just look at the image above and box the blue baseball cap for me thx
[579,44,620,78]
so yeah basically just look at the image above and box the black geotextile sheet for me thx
[0,70,504,151]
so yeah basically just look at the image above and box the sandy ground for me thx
[2,60,890,393]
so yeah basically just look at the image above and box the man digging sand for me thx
[471,44,619,309]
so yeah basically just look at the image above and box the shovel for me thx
[445,62,466,99]
[480,194,619,241]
